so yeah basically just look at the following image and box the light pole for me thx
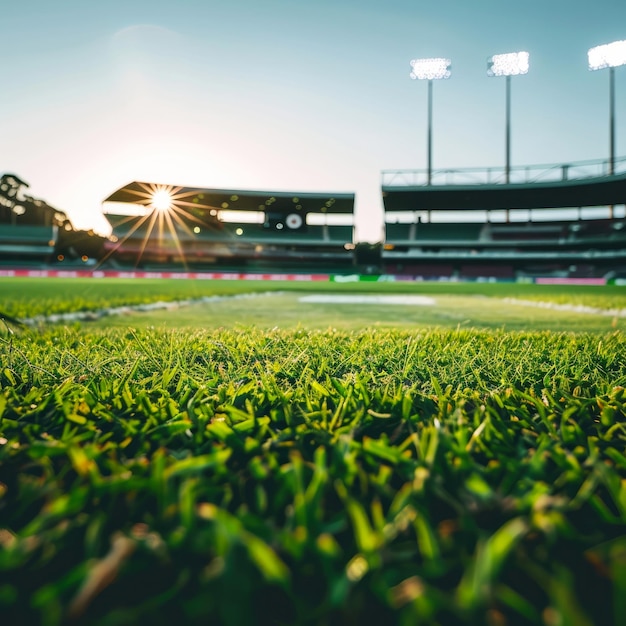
[588,40,626,176]
[410,57,451,186]
[487,51,530,184]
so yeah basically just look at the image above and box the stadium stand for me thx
[382,157,626,279]
[0,173,107,267]
[101,182,356,272]
[0,174,58,263]
[3,156,626,280]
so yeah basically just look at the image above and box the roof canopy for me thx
[383,172,626,212]
[104,181,355,215]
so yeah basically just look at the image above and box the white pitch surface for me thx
[299,294,436,306]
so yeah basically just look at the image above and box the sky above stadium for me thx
[1,0,625,241]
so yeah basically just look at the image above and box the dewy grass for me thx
[0,277,280,320]
[3,278,626,333]
[1,326,626,625]
[2,277,626,320]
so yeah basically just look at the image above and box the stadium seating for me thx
[102,182,356,271]
[460,264,515,279]
[382,164,626,279]
[385,262,455,277]
[386,222,487,245]
[0,225,56,260]
[326,225,354,242]
[488,222,568,241]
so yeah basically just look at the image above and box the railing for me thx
[382,155,626,187]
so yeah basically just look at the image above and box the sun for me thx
[151,189,173,212]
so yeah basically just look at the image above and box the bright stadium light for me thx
[487,51,530,184]
[588,40,626,176]
[410,57,451,185]
[588,40,626,71]
[487,51,529,77]
[410,57,451,80]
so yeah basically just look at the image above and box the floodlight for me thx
[588,40,626,176]
[487,51,529,77]
[588,40,626,70]
[409,57,451,185]
[487,51,530,185]
[409,58,451,80]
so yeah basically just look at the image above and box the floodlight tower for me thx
[410,57,451,185]
[588,40,626,176]
[487,51,530,184]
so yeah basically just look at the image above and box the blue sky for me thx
[1,0,625,241]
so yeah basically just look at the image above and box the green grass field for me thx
[3,277,626,331]
[1,277,626,625]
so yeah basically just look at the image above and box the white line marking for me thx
[503,298,626,317]
[299,295,436,305]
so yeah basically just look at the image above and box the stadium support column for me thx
[610,66,615,218]
[505,74,511,222]
[428,79,433,186]
[505,75,511,185]
[610,65,615,177]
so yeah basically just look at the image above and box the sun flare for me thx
[151,189,173,212]
[98,182,227,271]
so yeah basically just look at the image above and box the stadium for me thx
[2,153,626,282]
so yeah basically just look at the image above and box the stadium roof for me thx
[104,181,355,215]
[382,171,626,212]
